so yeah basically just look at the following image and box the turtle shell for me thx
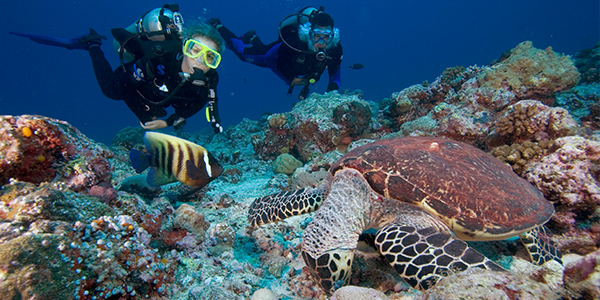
[331,137,554,241]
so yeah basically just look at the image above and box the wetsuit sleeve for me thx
[88,46,124,100]
[327,43,343,91]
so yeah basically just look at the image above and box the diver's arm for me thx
[276,44,300,85]
[88,46,124,100]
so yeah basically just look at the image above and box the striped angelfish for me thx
[129,132,223,187]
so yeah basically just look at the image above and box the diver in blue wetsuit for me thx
[10,5,226,133]
[209,6,343,100]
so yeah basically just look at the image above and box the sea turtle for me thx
[248,137,562,293]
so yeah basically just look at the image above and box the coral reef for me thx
[554,83,600,131]
[0,115,75,185]
[478,41,580,105]
[2,39,600,299]
[523,136,600,254]
[252,92,379,161]
[575,42,600,84]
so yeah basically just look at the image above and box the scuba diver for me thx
[209,6,343,100]
[10,4,225,133]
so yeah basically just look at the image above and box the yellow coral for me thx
[497,100,579,142]
[21,127,33,137]
[490,140,553,175]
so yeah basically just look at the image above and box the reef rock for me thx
[426,268,562,299]
[272,153,303,175]
[331,286,389,300]
[563,250,600,299]
[173,204,210,239]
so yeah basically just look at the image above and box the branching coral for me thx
[440,65,467,89]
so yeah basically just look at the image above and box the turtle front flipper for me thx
[301,168,380,294]
[519,226,563,265]
[375,224,504,290]
[248,178,331,227]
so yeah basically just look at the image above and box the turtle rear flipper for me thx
[375,224,504,290]
[519,226,563,265]
[248,178,331,227]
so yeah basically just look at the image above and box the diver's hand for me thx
[291,77,309,86]
[140,120,168,130]
[211,122,223,134]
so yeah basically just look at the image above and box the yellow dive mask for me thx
[183,39,221,69]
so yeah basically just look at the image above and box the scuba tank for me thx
[111,4,184,65]
[279,6,320,32]
[278,6,322,43]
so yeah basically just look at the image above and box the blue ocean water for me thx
[2,0,598,144]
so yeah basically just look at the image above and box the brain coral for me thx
[477,41,580,105]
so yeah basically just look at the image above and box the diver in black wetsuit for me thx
[11,5,225,133]
[209,6,343,100]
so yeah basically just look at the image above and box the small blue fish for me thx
[349,63,364,70]
[130,132,223,187]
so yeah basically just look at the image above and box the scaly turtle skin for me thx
[248,137,561,293]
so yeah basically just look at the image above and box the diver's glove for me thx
[208,18,222,29]
[326,82,339,92]
[140,115,186,130]
[79,28,107,50]
[211,121,223,134]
